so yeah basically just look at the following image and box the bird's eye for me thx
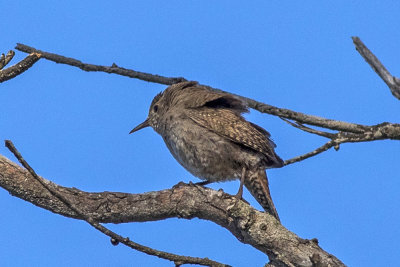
[153,104,159,112]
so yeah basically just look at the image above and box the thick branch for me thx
[5,141,226,267]
[0,52,41,83]
[352,36,400,100]
[0,153,345,267]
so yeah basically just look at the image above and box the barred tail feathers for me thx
[244,169,280,221]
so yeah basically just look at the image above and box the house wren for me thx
[130,81,284,221]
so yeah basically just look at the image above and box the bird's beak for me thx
[129,118,150,134]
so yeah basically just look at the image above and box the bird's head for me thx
[129,81,198,134]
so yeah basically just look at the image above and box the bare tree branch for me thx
[281,118,336,138]
[0,152,345,267]
[15,43,370,134]
[285,122,400,165]
[285,140,338,165]
[0,52,41,83]
[15,43,186,85]
[0,50,15,70]
[352,36,400,100]
[4,140,229,267]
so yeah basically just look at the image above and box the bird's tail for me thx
[244,169,280,222]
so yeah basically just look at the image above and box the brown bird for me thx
[130,81,284,221]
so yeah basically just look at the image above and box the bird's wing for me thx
[167,82,248,113]
[187,108,283,167]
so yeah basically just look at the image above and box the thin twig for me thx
[281,118,336,138]
[4,140,229,267]
[284,140,337,165]
[284,121,400,165]
[0,53,41,83]
[352,36,400,100]
[15,43,370,133]
[0,50,15,70]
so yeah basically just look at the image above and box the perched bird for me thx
[130,81,284,221]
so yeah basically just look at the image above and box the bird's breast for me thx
[159,118,261,182]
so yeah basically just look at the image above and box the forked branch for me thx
[4,140,229,267]
[284,121,400,165]
[0,50,15,70]
[0,50,41,83]
[0,148,345,267]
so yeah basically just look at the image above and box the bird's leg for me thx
[195,180,213,186]
[235,167,246,199]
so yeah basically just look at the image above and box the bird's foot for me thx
[235,186,244,199]
[172,181,188,188]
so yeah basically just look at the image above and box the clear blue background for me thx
[1,1,399,266]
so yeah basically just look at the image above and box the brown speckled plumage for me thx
[130,81,283,221]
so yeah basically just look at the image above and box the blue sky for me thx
[1,1,399,266]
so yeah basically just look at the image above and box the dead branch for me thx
[285,140,338,165]
[352,36,400,100]
[15,43,370,134]
[0,51,41,83]
[15,43,185,85]
[0,50,15,70]
[4,140,229,267]
[0,152,344,267]
[285,121,400,165]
